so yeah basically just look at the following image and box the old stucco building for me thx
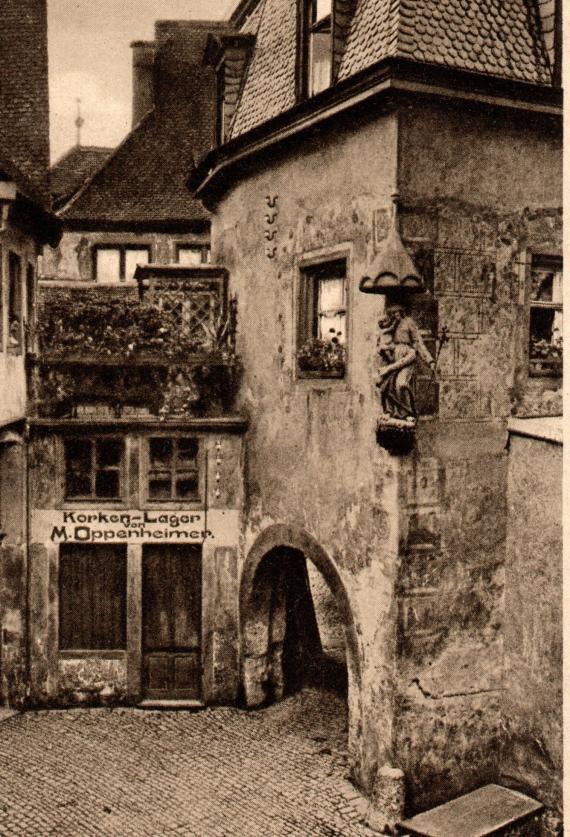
[0,0,61,708]
[187,0,563,827]
[0,0,562,832]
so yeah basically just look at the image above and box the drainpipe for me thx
[24,420,32,704]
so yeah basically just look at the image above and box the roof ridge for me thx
[59,110,155,217]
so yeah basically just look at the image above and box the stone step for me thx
[397,784,543,837]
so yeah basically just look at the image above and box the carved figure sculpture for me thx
[376,301,435,422]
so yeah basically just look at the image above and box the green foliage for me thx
[297,331,346,375]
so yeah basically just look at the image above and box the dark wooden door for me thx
[142,544,202,699]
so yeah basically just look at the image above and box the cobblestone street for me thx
[0,689,375,836]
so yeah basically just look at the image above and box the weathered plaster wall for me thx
[27,429,244,707]
[41,229,210,281]
[210,97,561,807]
[501,432,562,831]
[212,111,402,792]
[393,100,562,813]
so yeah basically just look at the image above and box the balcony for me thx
[29,266,240,420]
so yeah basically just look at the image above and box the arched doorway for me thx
[239,525,360,712]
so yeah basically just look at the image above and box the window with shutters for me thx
[59,544,127,650]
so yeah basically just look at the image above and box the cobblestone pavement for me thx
[0,689,376,836]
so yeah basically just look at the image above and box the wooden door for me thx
[142,544,202,699]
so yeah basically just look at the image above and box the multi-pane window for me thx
[59,544,127,650]
[300,0,332,98]
[8,252,22,352]
[177,245,211,266]
[298,258,347,376]
[94,245,150,283]
[147,437,200,501]
[529,255,562,377]
[65,437,123,500]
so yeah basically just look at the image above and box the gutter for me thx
[188,57,562,205]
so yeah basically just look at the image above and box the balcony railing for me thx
[30,267,240,419]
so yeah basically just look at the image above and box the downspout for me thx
[24,419,32,705]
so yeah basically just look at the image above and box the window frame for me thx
[92,244,151,283]
[7,251,23,355]
[296,253,348,380]
[144,435,202,505]
[297,0,334,101]
[64,436,125,502]
[528,253,563,379]
[176,244,211,266]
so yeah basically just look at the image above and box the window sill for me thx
[297,369,345,380]
[59,650,126,660]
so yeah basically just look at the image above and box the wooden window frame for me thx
[297,0,334,101]
[59,544,127,651]
[64,436,125,502]
[7,251,23,355]
[92,244,151,283]
[145,436,201,504]
[528,253,563,379]
[297,256,347,379]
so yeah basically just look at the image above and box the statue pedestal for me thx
[376,415,416,455]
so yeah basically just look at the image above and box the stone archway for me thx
[239,524,361,718]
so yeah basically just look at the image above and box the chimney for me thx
[131,41,156,126]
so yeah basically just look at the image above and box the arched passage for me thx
[239,524,360,711]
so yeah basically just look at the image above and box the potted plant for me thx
[297,329,346,377]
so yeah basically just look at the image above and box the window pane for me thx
[95,470,120,498]
[96,249,121,283]
[178,247,204,266]
[313,0,331,23]
[59,545,126,650]
[125,249,149,281]
[529,307,563,375]
[177,438,199,465]
[149,476,173,500]
[96,439,122,468]
[319,312,346,343]
[318,277,344,312]
[175,475,199,499]
[309,30,331,95]
[65,439,92,497]
[150,438,173,467]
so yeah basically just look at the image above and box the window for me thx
[64,437,124,500]
[177,245,211,266]
[59,544,126,650]
[298,258,347,377]
[93,245,150,283]
[529,255,562,377]
[147,437,200,501]
[8,252,22,352]
[300,0,332,98]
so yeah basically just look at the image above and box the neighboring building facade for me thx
[42,20,225,285]
[188,0,563,828]
[0,0,61,706]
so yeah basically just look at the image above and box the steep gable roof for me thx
[60,20,228,227]
[229,0,553,140]
[50,146,114,209]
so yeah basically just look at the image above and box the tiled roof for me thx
[0,0,51,204]
[229,0,553,139]
[338,0,552,84]
[61,21,226,225]
[230,0,297,137]
[50,146,113,208]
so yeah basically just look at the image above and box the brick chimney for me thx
[131,41,156,126]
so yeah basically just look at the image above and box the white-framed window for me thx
[299,0,333,98]
[93,245,150,283]
[177,244,211,266]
